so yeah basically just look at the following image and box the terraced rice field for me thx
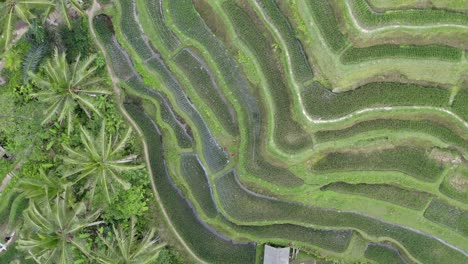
[91,0,468,263]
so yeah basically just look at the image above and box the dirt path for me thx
[87,2,207,263]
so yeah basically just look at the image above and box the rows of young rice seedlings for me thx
[221,0,313,153]
[172,48,238,136]
[340,45,462,64]
[140,97,194,149]
[256,0,314,83]
[123,103,257,264]
[303,0,465,67]
[92,10,193,151]
[215,171,468,264]
[349,0,468,27]
[320,182,433,210]
[169,0,305,187]
[439,165,468,204]
[366,0,468,12]
[364,243,408,264]
[301,81,453,119]
[180,153,219,218]
[314,119,468,150]
[113,0,229,173]
[424,199,468,236]
[311,146,444,182]
[306,0,348,52]
[117,0,154,59]
[221,219,354,254]
[143,0,180,51]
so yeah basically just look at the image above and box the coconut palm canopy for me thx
[63,123,144,204]
[0,0,52,50]
[17,192,103,263]
[29,49,110,134]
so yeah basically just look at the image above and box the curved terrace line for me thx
[302,105,468,129]
[240,1,468,151]
[344,0,468,34]
[225,172,468,258]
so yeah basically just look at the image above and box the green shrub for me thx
[60,17,96,62]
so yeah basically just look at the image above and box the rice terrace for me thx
[0,0,467,263]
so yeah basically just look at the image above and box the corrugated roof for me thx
[263,245,290,264]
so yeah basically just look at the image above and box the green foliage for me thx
[0,0,52,51]
[17,192,102,263]
[103,186,149,222]
[60,17,96,63]
[62,123,144,204]
[155,248,184,264]
[29,49,109,134]
[21,43,48,83]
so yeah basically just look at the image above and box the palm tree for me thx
[0,0,52,50]
[48,0,84,29]
[93,217,166,264]
[63,123,144,204]
[17,191,103,263]
[14,168,70,203]
[29,49,110,134]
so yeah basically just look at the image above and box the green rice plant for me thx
[172,48,238,135]
[321,182,433,210]
[301,81,457,119]
[439,165,468,204]
[142,0,181,51]
[168,0,304,187]
[341,45,462,64]
[451,90,468,121]
[424,199,468,236]
[94,14,228,173]
[364,243,407,264]
[93,15,135,79]
[311,146,444,182]
[222,1,313,153]
[216,171,468,264]
[180,153,218,218]
[304,0,348,52]
[117,0,154,60]
[315,119,468,150]
[226,222,354,253]
[350,0,468,27]
[142,98,193,149]
[258,0,314,83]
[124,103,257,263]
